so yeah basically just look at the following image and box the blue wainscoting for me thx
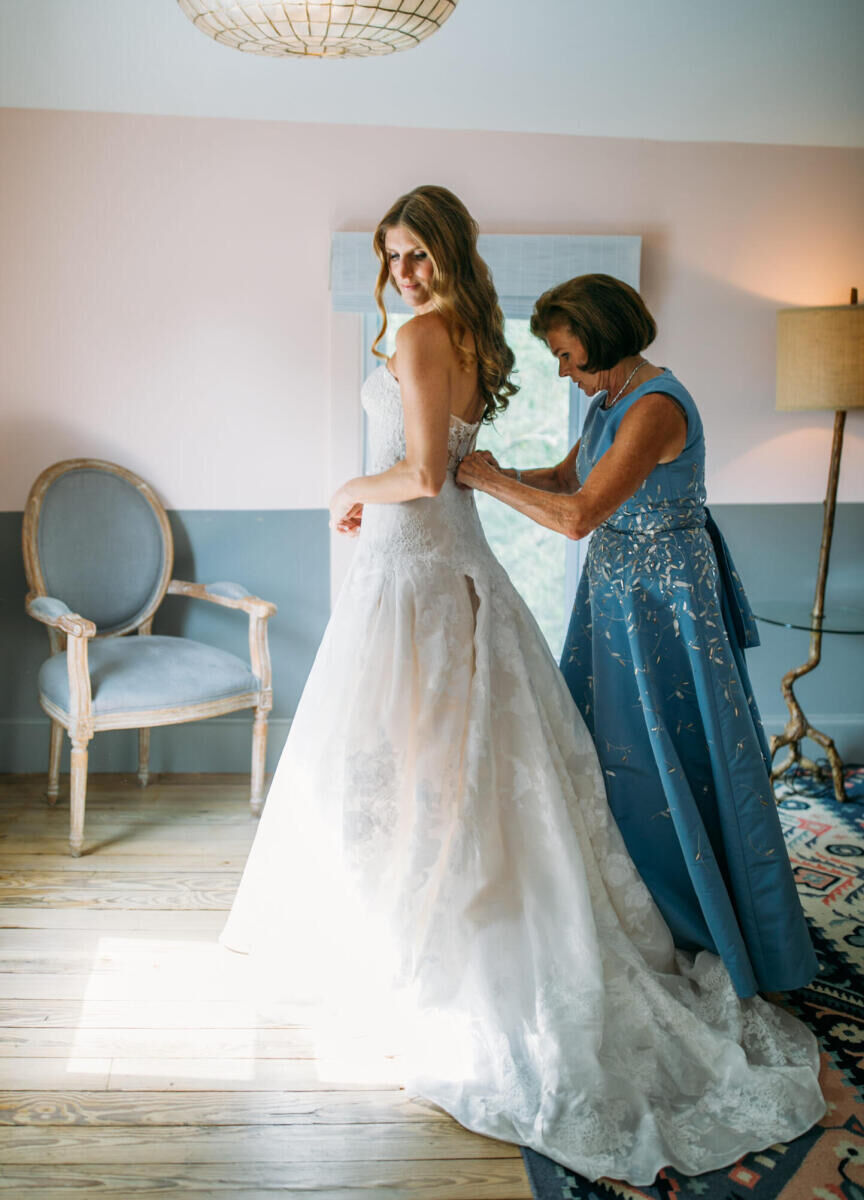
[710,503,863,762]
[0,503,861,773]
[0,510,330,773]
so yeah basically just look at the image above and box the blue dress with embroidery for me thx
[560,370,817,998]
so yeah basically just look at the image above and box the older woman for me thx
[457,273,816,999]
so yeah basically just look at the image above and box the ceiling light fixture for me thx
[177,1,458,59]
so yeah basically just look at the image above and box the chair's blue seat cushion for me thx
[39,635,259,716]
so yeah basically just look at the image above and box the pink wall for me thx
[1,108,862,511]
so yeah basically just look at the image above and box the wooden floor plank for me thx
[3,798,253,814]
[2,818,256,838]
[1,1058,403,1091]
[0,1027,322,1059]
[0,1000,316,1029]
[0,772,251,796]
[0,948,260,1002]
[0,943,247,974]
[0,1121,517,1164]
[0,854,250,871]
[0,1090,448,1126]
[0,871,238,909]
[1,820,253,838]
[0,1059,112,1089]
[0,821,255,859]
[106,1059,407,1092]
[0,930,229,951]
[0,942,251,976]
[0,1157,531,1198]
[2,798,255,817]
[0,908,227,932]
[0,974,262,1001]
[0,845,246,864]
[0,792,251,813]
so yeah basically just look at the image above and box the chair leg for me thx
[138,728,151,788]
[47,721,63,805]
[250,708,269,817]
[69,737,89,857]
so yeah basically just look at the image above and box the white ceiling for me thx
[1,0,863,147]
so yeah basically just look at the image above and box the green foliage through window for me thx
[476,321,569,656]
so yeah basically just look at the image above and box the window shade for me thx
[330,233,642,318]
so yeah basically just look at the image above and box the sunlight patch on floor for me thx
[68,936,259,1081]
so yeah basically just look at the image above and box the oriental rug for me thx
[521,764,864,1200]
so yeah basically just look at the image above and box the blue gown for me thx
[560,370,817,998]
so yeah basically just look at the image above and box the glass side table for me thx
[753,602,864,802]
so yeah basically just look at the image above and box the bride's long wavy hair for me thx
[371,185,518,423]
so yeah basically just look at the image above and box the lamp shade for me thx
[177,1,458,58]
[776,304,864,412]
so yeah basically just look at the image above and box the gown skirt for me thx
[221,365,824,1185]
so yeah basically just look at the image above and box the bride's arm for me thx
[330,319,452,529]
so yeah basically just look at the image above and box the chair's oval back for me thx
[23,459,173,636]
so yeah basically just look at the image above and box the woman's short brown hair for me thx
[530,273,657,372]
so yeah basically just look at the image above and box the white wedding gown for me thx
[221,364,824,1185]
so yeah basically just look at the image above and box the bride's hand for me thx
[329,487,363,537]
[337,504,363,537]
[457,451,501,491]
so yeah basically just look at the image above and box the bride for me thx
[221,185,824,1184]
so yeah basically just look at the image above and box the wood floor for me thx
[0,774,532,1199]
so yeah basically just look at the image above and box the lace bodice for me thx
[363,364,481,474]
[357,365,499,574]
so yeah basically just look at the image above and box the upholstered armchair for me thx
[22,459,276,856]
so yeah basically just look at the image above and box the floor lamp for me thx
[770,287,863,802]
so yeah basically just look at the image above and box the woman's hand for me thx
[329,486,363,537]
[457,450,501,491]
[336,503,363,537]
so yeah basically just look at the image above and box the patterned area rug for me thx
[521,765,864,1200]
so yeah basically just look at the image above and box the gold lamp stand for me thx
[770,287,863,803]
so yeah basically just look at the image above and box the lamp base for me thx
[770,706,847,804]
[769,407,849,804]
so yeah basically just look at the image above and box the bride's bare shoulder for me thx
[395,312,453,359]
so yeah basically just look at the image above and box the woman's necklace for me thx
[603,359,648,409]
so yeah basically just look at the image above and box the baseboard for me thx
[760,715,864,762]
[0,717,293,775]
[2,713,861,776]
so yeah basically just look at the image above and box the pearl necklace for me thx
[603,359,648,409]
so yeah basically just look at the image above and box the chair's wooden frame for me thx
[23,459,277,856]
